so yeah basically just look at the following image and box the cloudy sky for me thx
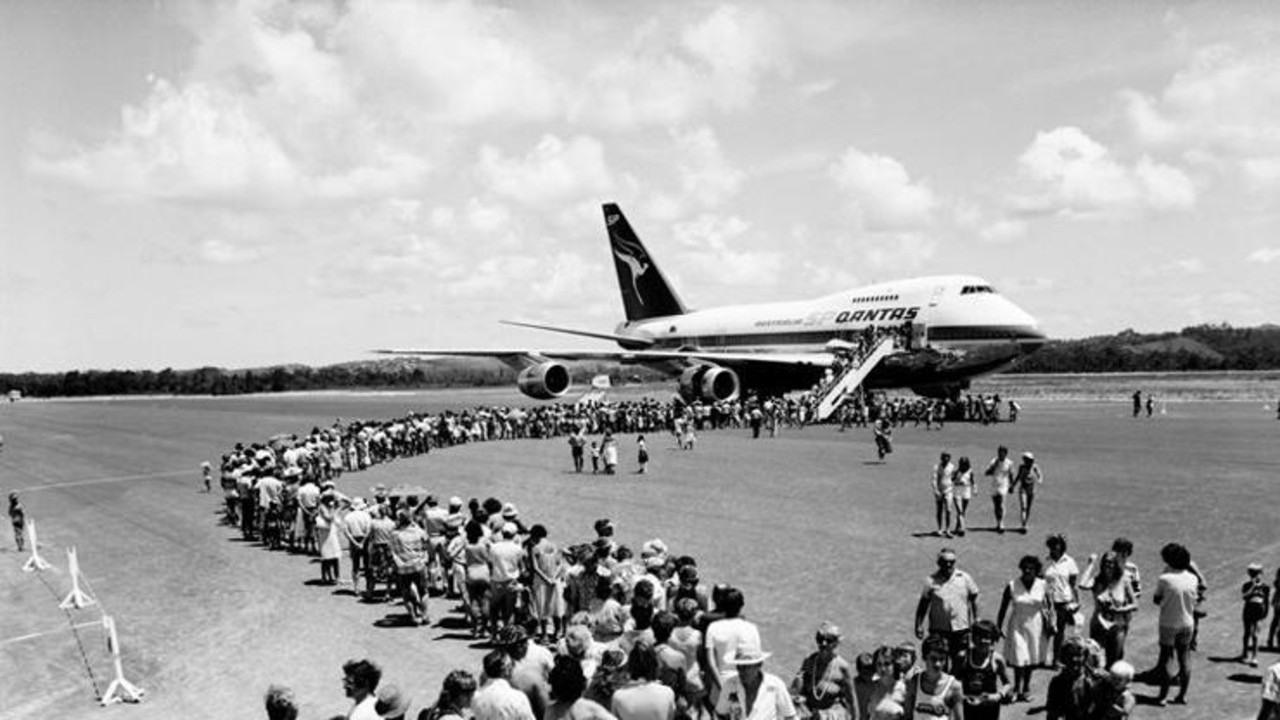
[2,0,1278,372]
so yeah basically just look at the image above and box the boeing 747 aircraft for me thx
[378,203,1046,403]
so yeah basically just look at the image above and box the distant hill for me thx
[1011,324,1280,373]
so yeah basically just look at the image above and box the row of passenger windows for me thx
[850,294,899,303]
[960,285,997,295]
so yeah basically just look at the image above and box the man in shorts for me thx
[915,547,980,667]
[1012,452,1043,531]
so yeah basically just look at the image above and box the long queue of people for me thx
[246,496,1234,720]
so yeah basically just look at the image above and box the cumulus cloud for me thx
[670,214,782,287]
[828,147,936,231]
[476,135,613,206]
[979,218,1028,244]
[1248,247,1280,264]
[1010,127,1196,217]
[1123,45,1280,173]
[569,4,788,127]
[674,126,744,208]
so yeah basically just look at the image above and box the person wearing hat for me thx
[713,640,796,720]
[342,498,373,596]
[1242,561,1271,668]
[374,683,412,720]
[1011,452,1043,531]
[488,522,526,635]
[791,623,855,720]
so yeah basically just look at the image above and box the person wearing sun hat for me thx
[713,640,796,720]
[1012,451,1043,531]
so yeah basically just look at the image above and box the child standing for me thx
[589,442,601,474]
[637,435,649,474]
[1243,562,1271,666]
[8,491,26,552]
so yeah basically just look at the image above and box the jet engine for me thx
[678,365,740,403]
[517,362,571,400]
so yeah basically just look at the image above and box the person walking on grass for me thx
[984,446,1014,533]
[951,457,973,537]
[930,452,956,538]
[1242,562,1271,667]
[1012,452,1042,532]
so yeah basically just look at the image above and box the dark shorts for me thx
[1245,602,1268,624]
[1159,625,1193,648]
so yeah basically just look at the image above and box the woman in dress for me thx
[792,622,856,720]
[951,457,973,537]
[902,634,963,719]
[316,494,342,584]
[463,520,492,638]
[1079,551,1138,667]
[996,555,1052,703]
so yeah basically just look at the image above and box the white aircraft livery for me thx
[378,203,1047,402]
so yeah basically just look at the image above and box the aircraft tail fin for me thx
[603,203,687,321]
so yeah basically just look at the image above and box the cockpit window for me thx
[960,285,997,295]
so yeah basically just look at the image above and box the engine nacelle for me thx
[517,362,571,400]
[678,365,740,403]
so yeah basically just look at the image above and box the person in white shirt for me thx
[983,446,1014,533]
[612,646,676,720]
[473,650,537,720]
[342,658,382,720]
[704,588,760,704]
[930,452,956,538]
[713,641,796,720]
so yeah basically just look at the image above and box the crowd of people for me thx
[199,399,1280,720]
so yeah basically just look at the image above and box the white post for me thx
[21,520,51,572]
[99,615,145,705]
[59,547,97,609]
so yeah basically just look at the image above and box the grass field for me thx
[2,385,1279,719]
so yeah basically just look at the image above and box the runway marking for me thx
[0,620,102,647]
[17,470,191,493]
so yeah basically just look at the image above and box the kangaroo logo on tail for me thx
[609,221,651,305]
[603,204,687,322]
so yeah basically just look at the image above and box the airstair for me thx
[814,337,898,421]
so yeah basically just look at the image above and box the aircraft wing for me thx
[373,348,837,370]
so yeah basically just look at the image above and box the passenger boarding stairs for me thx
[814,337,898,421]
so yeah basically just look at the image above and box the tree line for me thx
[1009,323,1280,373]
[3,323,1278,398]
[0,359,665,399]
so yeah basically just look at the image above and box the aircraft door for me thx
[914,284,947,349]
